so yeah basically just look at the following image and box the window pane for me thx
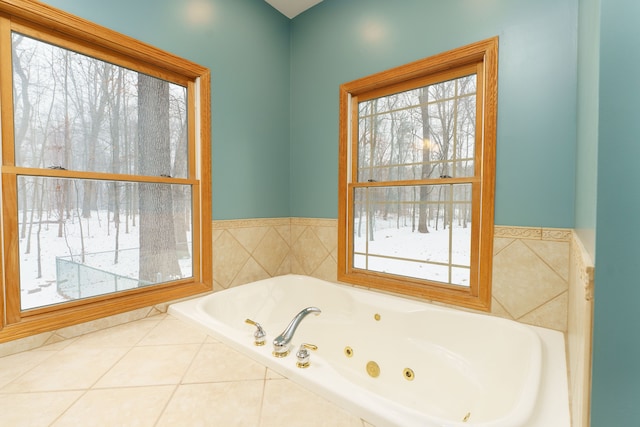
[357,74,476,182]
[18,177,193,310]
[12,32,188,178]
[352,184,471,287]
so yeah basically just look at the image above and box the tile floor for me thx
[0,314,373,426]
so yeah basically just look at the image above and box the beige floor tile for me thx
[182,343,266,383]
[52,385,174,427]
[137,317,207,346]
[2,346,129,392]
[0,317,370,427]
[72,318,161,348]
[0,349,56,389]
[156,381,264,427]
[94,344,200,388]
[260,379,362,427]
[0,390,82,426]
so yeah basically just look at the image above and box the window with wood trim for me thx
[338,38,498,311]
[0,0,211,342]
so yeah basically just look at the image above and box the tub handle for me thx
[245,318,266,346]
[296,343,318,368]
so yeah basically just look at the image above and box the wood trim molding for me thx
[0,0,212,343]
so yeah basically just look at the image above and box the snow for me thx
[19,211,192,310]
[353,216,471,286]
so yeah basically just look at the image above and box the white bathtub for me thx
[169,275,570,427]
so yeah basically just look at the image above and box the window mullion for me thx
[2,166,198,185]
[2,174,21,324]
[0,15,15,168]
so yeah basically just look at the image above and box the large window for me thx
[0,1,211,341]
[338,38,497,310]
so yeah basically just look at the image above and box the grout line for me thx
[152,335,206,427]
[515,289,568,330]
[47,388,90,426]
[250,226,287,276]
[44,320,152,426]
[521,238,570,282]
[257,368,268,427]
[492,236,517,256]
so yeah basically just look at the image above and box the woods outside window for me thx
[0,0,211,342]
[338,38,498,310]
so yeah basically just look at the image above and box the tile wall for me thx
[212,219,572,331]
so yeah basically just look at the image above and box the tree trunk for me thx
[137,74,180,283]
[111,68,123,264]
[418,88,431,233]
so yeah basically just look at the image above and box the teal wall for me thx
[290,0,579,227]
[575,0,600,260]
[591,0,640,424]
[43,0,292,220]
[43,0,579,227]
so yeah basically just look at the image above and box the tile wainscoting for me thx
[213,219,573,331]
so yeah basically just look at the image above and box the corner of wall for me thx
[567,230,595,427]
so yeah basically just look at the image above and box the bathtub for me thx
[169,275,570,427]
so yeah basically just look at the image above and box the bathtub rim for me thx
[168,274,570,427]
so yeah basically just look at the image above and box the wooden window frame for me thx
[0,0,212,343]
[338,37,498,311]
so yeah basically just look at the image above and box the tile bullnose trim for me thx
[571,231,596,301]
[494,226,542,239]
[542,228,573,242]
[494,225,572,242]
[212,218,291,229]
[290,217,338,227]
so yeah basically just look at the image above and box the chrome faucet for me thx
[272,306,321,357]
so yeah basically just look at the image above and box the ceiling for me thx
[264,0,324,19]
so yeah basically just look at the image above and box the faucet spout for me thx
[273,306,321,357]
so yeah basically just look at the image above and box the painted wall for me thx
[43,0,579,228]
[290,0,579,228]
[591,0,640,423]
[575,0,600,260]
[42,0,292,220]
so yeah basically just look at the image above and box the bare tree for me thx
[68,58,110,219]
[417,87,432,234]
[109,66,123,263]
[137,74,180,283]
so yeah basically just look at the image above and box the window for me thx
[0,1,211,341]
[338,38,497,311]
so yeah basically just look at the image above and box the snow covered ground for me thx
[353,216,471,285]
[18,211,191,310]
